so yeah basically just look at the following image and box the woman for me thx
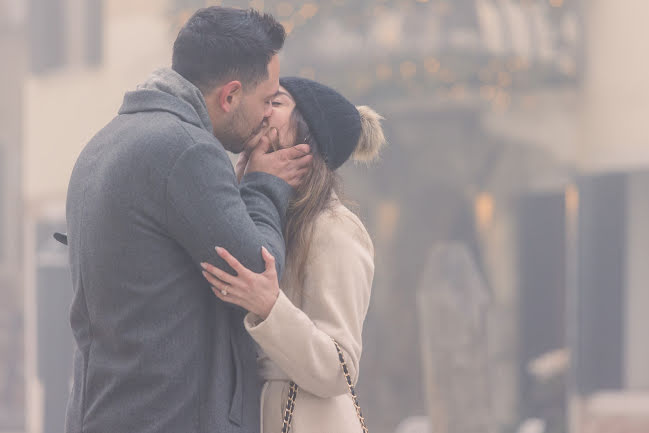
[200,77,385,433]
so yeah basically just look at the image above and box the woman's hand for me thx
[201,246,280,320]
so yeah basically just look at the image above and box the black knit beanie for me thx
[280,77,362,170]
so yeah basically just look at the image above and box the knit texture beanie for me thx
[280,77,386,170]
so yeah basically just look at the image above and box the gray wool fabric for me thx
[64,67,292,433]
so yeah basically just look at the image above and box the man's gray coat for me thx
[64,69,291,433]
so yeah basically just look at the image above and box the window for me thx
[29,0,66,74]
[85,0,103,66]
[29,0,104,74]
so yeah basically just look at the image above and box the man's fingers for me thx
[243,128,266,150]
[268,128,281,152]
[294,167,310,181]
[253,128,278,155]
[289,169,310,188]
[253,136,271,156]
[292,153,313,170]
[293,143,311,155]
[279,152,312,174]
[278,144,311,160]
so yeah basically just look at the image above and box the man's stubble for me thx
[220,101,267,154]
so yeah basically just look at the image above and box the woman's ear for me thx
[218,80,243,113]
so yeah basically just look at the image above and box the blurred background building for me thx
[1,1,649,432]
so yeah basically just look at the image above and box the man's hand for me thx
[235,124,272,183]
[245,129,313,188]
[235,149,252,184]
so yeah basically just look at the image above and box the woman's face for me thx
[267,85,297,149]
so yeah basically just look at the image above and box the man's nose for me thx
[264,103,274,119]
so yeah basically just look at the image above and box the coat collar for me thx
[118,68,213,133]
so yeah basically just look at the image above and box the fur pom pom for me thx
[353,105,386,162]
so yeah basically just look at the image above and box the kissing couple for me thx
[62,6,385,433]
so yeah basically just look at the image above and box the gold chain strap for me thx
[332,339,369,433]
[280,338,369,433]
[280,381,299,433]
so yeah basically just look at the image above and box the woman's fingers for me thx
[261,246,277,276]
[200,261,237,286]
[215,246,248,277]
[212,286,247,309]
[205,246,280,319]
[203,274,243,301]
[201,271,230,291]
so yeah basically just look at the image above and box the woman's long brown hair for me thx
[283,108,341,285]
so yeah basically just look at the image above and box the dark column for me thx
[517,191,567,420]
[574,172,626,395]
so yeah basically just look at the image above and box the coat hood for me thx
[118,67,213,133]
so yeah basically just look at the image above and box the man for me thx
[64,7,311,433]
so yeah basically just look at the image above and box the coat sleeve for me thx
[244,211,374,398]
[165,141,292,276]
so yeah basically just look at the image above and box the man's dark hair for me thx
[172,7,286,92]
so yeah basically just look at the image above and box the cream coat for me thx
[244,197,374,433]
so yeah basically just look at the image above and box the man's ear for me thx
[218,80,243,113]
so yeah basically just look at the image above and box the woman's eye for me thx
[272,102,282,107]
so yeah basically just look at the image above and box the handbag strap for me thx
[280,338,369,433]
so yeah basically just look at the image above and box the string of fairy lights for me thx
[172,0,581,112]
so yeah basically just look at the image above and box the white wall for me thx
[23,0,175,205]
[580,0,649,172]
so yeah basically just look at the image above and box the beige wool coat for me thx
[243,197,375,433]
